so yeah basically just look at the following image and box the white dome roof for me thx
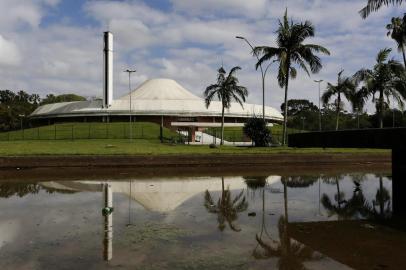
[119,78,201,101]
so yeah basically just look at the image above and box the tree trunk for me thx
[262,73,266,122]
[282,62,290,146]
[402,45,406,70]
[220,105,225,145]
[379,90,384,128]
[335,92,341,131]
[379,176,384,218]
[357,109,360,129]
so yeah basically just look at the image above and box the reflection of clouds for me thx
[0,220,20,249]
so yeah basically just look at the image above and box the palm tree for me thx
[204,177,248,231]
[205,66,248,145]
[349,87,368,129]
[322,70,357,130]
[353,48,406,128]
[360,0,404,18]
[253,9,330,145]
[387,15,406,69]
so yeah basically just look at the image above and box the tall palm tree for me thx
[353,48,406,128]
[349,87,368,129]
[360,0,404,19]
[387,15,406,69]
[204,177,248,232]
[322,70,357,130]
[205,66,248,145]
[253,9,330,145]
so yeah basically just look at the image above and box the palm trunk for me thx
[379,176,384,218]
[402,45,406,70]
[379,90,384,128]
[335,92,341,131]
[220,105,225,145]
[336,178,341,209]
[282,62,290,146]
[357,109,360,129]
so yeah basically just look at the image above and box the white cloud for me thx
[0,35,21,66]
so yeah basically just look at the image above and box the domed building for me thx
[30,32,283,141]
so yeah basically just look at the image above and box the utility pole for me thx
[236,36,276,122]
[124,69,136,141]
[314,80,323,131]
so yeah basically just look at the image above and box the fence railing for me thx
[0,122,184,142]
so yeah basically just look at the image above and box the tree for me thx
[322,70,357,130]
[204,177,248,232]
[348,87,368,129]
[387,15,406,69]
[40,94,86,105]
[243,117,272,147]
[360,0,404,18]
[204,66,248,145]
[353,48,406,128]
[280,99,318,117]
[253,9,330,145]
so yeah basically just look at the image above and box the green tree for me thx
[253,9,330,145]
[348,87,368,129]
[353,48,406,128]
[386,15,406,68]
[360,0,404,18]
[204,66,248,145]
[280,99,318,117]
[40,94,86,105]
[243,117,272,147]
[322,70,357,130]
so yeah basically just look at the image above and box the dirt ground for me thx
[0,153,391,181]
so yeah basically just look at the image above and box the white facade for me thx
[31,78,284,122]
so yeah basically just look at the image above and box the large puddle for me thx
[0,173,403,269]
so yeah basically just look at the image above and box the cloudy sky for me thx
[0,0,402,112]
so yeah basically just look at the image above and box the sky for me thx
[0,0,403,112]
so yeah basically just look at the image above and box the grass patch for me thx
[0,139,390,156]
[0,122,180,141]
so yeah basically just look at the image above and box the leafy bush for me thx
[243,117,272,147]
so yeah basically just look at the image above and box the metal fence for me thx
[0,123,184,142]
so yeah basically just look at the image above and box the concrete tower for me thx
[103,32,113,108]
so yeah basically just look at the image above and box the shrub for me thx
[243,117,272,147]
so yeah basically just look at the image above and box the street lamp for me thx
[301,116,306,132]
[314,80,323,131]
[124,69,136,141]
[236,36,276,121]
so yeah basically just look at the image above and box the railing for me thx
[0,122,184,142]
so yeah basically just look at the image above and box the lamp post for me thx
[124,69,136,141]
[314,80,323,131]
[301,116,306,132]
[236,36,275,122]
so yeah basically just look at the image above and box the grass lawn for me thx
[0,139,390,156]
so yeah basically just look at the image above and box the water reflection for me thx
[0,173,401,269]
[204,177,248,232]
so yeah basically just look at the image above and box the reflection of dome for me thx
[41,176,281,212]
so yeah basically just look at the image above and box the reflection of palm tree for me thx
[254,178,318,269]
[359,175,392,220]
[204,177,248,231]
[321,176,366,219]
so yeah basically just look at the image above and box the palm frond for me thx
[360,0,404,19]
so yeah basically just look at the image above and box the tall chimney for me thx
[103,32,113,108]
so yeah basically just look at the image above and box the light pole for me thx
[314,80,323,131]
[124,69,136,141]
[301,116,306,132]
[236,36,275,122]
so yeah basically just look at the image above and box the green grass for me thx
[0,139,390,156]
[0,122,181,141]
[204,125,301,143]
